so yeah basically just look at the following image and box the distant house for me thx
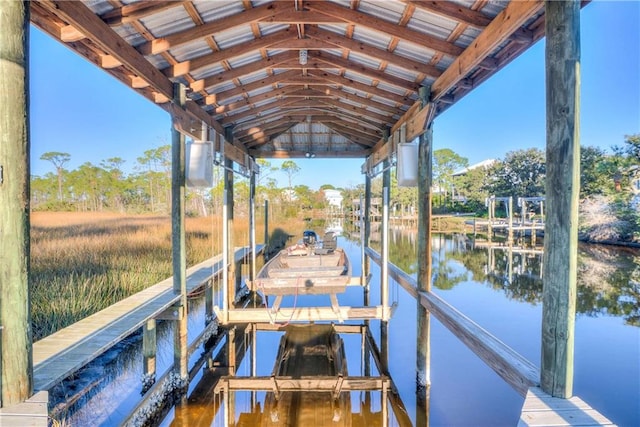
[324,189,343,209]
[452,159,497,178]
[451,159,497,203]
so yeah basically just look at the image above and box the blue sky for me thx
[30,1,639,190]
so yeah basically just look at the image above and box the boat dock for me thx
[0,246,261,427]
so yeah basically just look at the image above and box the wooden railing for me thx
[365,247,539,397]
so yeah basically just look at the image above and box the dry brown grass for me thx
[30,212,306,340]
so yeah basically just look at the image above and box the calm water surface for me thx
[52,227,640,426]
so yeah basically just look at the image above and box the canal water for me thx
[50,227,639,426]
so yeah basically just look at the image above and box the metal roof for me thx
[29,0,554,165]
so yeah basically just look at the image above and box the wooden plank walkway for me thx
[519,387,616,426]
[0,246,261,426]
[32,245,261,392]
[0,391,48,427]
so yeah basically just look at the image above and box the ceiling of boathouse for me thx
[30,0,557,164]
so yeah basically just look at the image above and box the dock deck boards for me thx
[32,245,261,392]
[518,387,616,426]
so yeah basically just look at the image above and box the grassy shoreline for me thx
[30,212,305,340]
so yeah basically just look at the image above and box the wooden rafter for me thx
[304,1,463,57]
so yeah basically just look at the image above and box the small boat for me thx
[254,231,351,298]
[261,324,351,426]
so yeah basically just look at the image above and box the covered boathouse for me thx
[1,1,615,425]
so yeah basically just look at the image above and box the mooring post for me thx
[416,86,433,425]
[0,0,33,407]
[264,200,269,256]
[142,319,157,388]
[542,0,581,398]
[363,174,372,304]
[171,83,188,381]
[508,196,514,244]
[381,127,391,320]
[249,165,257,293]
[222,128,236,320]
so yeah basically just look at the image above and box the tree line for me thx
[32,134,639,240]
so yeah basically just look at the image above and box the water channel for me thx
[50,225,639,426]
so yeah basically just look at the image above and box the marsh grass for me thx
[31,212,305,340]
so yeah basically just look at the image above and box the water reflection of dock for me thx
[169,323,411,426]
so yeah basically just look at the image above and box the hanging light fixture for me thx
[299,49,308,65]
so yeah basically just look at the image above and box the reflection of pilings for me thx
[416,307,430,427]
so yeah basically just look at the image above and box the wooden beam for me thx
[244,124,300,148]
[267,38,336,50]
[162,27,296,78]
[191,51,298,92]
[100,1,184,26]
[249,149,370,159]
[319,119,380,139]
[312,98,397,124]
[366,248,540,397]
[212,86,303,115]
[236,110,382,133]
[402,1,491,29]
[311,51,421,92]
[321,122,378,147]
[0,0,32,406]
[306,27,442,79]
[431,0,544,100]
[137,1,292,55]
[34,0,249,163]
[308,71,414,106]
[206,70,300,104]
[220,98,301,125]
[289,87,400,115]
[304,1,463,57]
[257,9,343,24]
[541,0,580,399]
[217,376,390,392]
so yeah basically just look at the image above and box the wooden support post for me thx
[542,0,580,399]
[416,86,433,425]
[249,168,257,293]
[508,196,514,244]
[381,155,390,320]
[143,319,157,382]
[224,128,236,302]
[0,0,32,406]
[264,200,269,253]
[363,175,372,304]
[171,83,188,381]
[488,198,493,243]
[205,277,214,322]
